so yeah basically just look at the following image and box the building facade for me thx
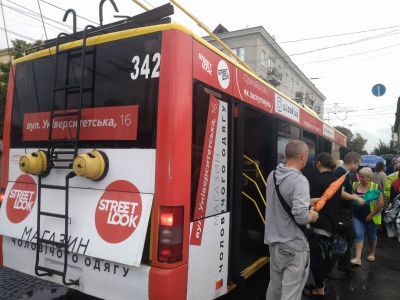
[203,25,325,118]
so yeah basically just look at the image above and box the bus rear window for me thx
[10,32,162,149]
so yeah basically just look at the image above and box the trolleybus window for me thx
[191,81,231,221]
[10,32,161,150]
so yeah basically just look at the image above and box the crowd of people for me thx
[264,140,397,300]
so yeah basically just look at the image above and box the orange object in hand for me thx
[314,172,348,212]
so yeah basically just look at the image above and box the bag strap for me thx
[273,171,308,235]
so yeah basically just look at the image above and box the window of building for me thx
[261,50,267,67]
[231,47,245,61]
[268,56,274,68]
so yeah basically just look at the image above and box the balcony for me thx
[295,91,304,99]
[267,67,283,86]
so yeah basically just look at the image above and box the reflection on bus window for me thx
[277,135,291,166]
[302,132,317,180]
[278,120,300,138]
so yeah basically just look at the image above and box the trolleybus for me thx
[0,2,346,300]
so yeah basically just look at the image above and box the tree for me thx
[0,39,43,138]
[0,62,10,139]
[371,140,397,156]
[335,126,354,142]
[335,126,368,154]
[352,133,368,155]
[10,39,43,59]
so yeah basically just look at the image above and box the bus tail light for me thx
[157,206,184,263]
[0,188,5,206]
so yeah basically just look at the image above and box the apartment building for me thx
[203,24,325,118]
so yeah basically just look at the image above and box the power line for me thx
[0,26,39,41]
[299,43,400,66]
[1,2,72,32]
[279,24,400,44]
[289,30,400,57]
[39,0,99,25]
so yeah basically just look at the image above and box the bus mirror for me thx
[19,151,48,176]
[73,150,109,181]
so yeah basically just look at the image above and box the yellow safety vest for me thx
[352,181,382,225]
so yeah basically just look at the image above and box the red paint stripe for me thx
[150,29,191,298]
[1,65,15,189]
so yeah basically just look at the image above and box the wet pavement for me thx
[303,227,400,300]
[0,228,399,299]
[0,266,98,300]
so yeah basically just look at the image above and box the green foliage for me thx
[10,39,43,59]
[0,62,10,139]
[371,140,397,156]
[335,126,368,154]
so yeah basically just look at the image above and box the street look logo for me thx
[217,60,230,89]
[95,180,142,244]
[6,174,37,223]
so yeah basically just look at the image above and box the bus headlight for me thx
[19,150,48,175]
[73,150,109,181]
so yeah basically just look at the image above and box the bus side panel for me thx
[149,30,192,298]
[187,213,230,300]
[1,65,14,190]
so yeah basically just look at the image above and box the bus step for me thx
[39,211,68,219]
[50,143,76,149]
[48,165,73,170]
[36,266,64,277]
[49,138,78,142]
[53,84,80,91]
[37,238,66,248]
[51,111,79,118]
[51,158,75,162]
[40,184,68,190]
[52,150,76,155]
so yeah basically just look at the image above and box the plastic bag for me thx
[306,227,331,262]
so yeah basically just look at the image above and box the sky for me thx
[1,0,400,153]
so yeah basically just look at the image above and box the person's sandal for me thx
[367,255,375,262]
[350,258,361,266]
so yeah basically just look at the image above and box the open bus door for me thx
[229,103,276,289]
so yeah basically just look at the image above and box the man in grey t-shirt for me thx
[264,140,319,300]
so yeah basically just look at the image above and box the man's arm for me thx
[292,178,318,225]
[341,189,365,206]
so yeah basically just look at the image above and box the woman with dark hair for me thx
[303,152,342,298]
[372,161,387,192]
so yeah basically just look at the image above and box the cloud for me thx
[356,126,392,153]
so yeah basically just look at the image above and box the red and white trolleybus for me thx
[0,3,347,300]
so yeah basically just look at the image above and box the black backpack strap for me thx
[273,171,308,235]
